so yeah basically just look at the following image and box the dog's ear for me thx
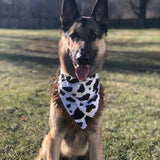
[91,0,109,32]
[60,0,80,31]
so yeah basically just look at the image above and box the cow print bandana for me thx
[58,68,100,130]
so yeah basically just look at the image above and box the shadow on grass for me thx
[108,41,160,46]
[1,35,60,41]
[105,49,160,73]
[0,39,160,74]
[108,50,160,61]
[105,40,160,74]
[23,48,57,55]
[104,60,160,73]
[0,52,60,69]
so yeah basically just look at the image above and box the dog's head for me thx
[59,0,108,81]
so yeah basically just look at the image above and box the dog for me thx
[36,0,108,159]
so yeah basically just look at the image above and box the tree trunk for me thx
[139,0,148,28]
[130,0,149,28]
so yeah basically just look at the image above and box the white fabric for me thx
[58,68,100,129]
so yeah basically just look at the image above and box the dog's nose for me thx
[76,50,90,64]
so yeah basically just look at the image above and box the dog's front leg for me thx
[88,132,103,160]
[47,129,64,160]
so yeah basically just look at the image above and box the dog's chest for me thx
[58,68,100,130]
[60,131,89,157]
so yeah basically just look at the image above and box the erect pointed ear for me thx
[60,0,80,31]
[91,0,109,32]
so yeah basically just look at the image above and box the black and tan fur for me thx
[36,0,108,159]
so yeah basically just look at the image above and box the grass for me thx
[0,28,160,160]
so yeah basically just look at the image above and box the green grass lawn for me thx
[0,29,160,160]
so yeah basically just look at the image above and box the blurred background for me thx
[0,1,160,159]
[0,0,160,29]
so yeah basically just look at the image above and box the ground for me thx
[0,29,160,160]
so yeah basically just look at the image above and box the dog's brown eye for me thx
[70,32,79,41]
[91,33,98,40]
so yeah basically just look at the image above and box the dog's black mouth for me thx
[73,63,89,81]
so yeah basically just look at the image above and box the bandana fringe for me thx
[51,67,105,135]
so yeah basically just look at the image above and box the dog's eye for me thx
[70,32,79,41]
[90,33,98,40]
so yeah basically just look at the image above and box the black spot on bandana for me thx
[60,90,65,96]
[72,108,84,120]
[85,116,92,124]
[62,87,72,92]
[88,95,98,103]
[66,76,71,81]
[86,104,96,112]
[93,79,99,93]
[78,93,90,101]
[77,122,83,127]
[66,104,71,108]
[90,74,96,78]
[61,74,64,79]
[61,74,65,81]
[66,77,79,83]
[66,97,76,103]
[69,110,72,113]
[86,80,92,86]
[77,84,85,93]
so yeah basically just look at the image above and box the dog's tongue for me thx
[75,65,89,81]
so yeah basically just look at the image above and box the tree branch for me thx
[129,0,140,18]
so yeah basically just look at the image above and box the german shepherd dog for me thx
[36,0,108,159]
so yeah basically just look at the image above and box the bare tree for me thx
[129,0,150,27]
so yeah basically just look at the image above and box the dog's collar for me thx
[58,68,100,129]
